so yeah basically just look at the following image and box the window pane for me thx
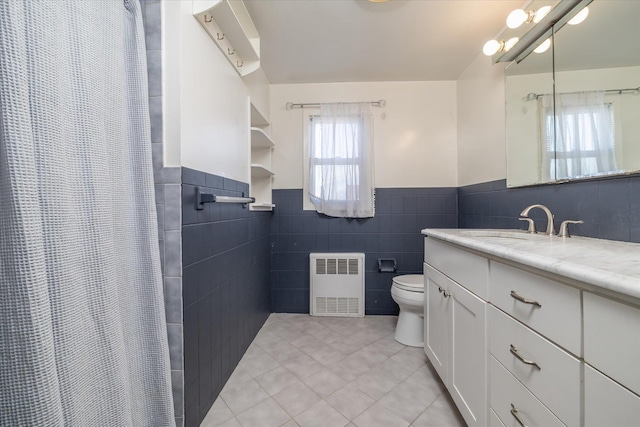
[309,114,364,203]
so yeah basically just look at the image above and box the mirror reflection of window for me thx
[539,91,619,181]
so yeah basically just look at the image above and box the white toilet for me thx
[391,274,425,347]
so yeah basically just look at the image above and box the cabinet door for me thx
[450,280,487,427]
[584,292,640,396]
[585,364,640,427]
[424,264,450,384]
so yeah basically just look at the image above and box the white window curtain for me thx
[309,102,375,218]
[538,94,555,181]
[539,91,618,181]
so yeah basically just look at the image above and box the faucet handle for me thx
[558,220,584,238]
[518,217,537,233]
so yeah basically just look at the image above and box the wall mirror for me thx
[505,0,640,187]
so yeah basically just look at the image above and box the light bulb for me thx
[506,9,531,29]
[534,38,551,54]
[568,7,589,25]
[504,37,519,52]
[533,6,551,23]
[483,40,503,56]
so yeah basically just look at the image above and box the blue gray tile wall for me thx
[141,1,185,426]
[181,168,271,427]
[271,188,458,314]
[458,174,640,243]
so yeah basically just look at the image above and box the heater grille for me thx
[310,253,364,317]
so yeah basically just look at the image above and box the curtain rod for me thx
[525,87,640,101]
[285,99,386,110]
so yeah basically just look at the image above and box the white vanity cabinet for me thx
[424,242,488,427]
[423,230,640,427]
[583,292,640,426]
[584,364,640,427]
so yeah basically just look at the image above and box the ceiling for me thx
[244,0,525,84]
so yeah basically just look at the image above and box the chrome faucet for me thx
[558,220,584,238]
[520,204,555,236]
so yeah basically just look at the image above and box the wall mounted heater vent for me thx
[310,253,365,317]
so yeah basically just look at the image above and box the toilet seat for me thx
[392,274,424,292]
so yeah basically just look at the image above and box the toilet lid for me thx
[392,274,424,292]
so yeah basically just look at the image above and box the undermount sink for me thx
[457,229,551,241]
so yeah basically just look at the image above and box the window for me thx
[303,103,374,218]
[309,115,361,201]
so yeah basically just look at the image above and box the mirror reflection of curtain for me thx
[538,94,555,181]
[539,91,618,181]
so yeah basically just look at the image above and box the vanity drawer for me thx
[489,306,580,426]
[490,356,564,427]
[585,364,640,427]
[489,408,506,427]
[425,237,489,300]
[489,261,581,355]
[584,292,640,395]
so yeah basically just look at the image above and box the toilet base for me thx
[394,310,424,347]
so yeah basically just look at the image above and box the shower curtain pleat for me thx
[0,1,175,425]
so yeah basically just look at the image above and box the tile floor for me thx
[200,314,466,427]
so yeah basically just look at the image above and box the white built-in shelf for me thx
[193,0,260,76]
[250,127,274,148]
[251,164,274,178]
[249,101,274,211]
[250,104,269,127]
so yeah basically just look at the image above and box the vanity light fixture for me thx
[505,37,520,51]
[482,0,593,60]
[482,39,504,56]
[506,6,552,29]
[483,4,552,57]
[483,37,520,57]
[567,6,589,24]
[533,37,551,53]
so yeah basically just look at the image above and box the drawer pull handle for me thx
[510,290,542,308]
[510,344,541,370]
[510,403,529,427]
[443,290,450,298]
[438,286,444,293]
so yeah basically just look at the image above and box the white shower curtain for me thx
[0,1,174,426]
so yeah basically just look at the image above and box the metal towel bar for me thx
[195,187,255,210]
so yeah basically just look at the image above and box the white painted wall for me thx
[269,81,458,189]
[457,54,508,186]
[162,1,269,182]
[505,71,553,186]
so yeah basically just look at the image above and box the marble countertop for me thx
[421,228,640,301]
